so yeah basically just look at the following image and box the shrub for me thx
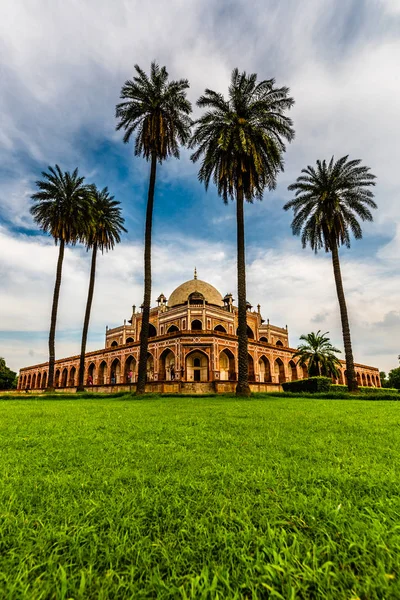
[330,385,399,395]
[282,376,331,393]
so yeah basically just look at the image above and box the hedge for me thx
[282,377,331,393]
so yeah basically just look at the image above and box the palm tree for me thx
[116,61,192,394]
[190,68,295,396]
[284,156,377,391]
[30,165,90,391]
[77,186,127,391]
[293,331,342,378]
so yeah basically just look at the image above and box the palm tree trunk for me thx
[331,242,358,392]
[47,239,65,391]
[77,243,98,391]
[136,151,157,394]
[235,186,250,397]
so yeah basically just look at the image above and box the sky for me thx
[1,0,399,375]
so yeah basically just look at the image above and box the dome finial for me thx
[194,267,197,280]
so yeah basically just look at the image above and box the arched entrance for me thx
[111,341,118,348]
[236,326,254,339]
[87,363,95,384]
[68,366,76,387]
[54,370,60,387]
[219,349,235,380]
[32,373,37,389]
[37,372,42,389]
[126,337,134,344]
[186,351,209,382]
[61,368,68,387]
[356,372,361,386]
[214,325,227,333]
[159,349,175,380]
[288,360,298,381]
[367,373,372,387]
[148,324,157,338]
[98,361,107,385]
[167,325,179,333]
[248,354,255,382]
[276,340,283,347]
[42,372,47,389]
[110,358,121,384]
[361,373,366,386]
[124,356,136,383]
[259,356,271,382]
[147,353,154,381]
[191,319,202,331]
[274,358,285,383]
[260,336,268,343]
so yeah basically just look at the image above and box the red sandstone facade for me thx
[18,275,381,392]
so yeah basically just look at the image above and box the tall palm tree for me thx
[116,61,192,394]
[77,186,127,391]
[190,68,295,396]
[293,331,342,378]
[284,156,377,392]
[30,165,90,391]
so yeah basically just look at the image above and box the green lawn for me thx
[1,395,400,599]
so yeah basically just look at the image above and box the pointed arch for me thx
[159,348,175,380]
[288,360,298,381]
[42,372,47,389]
[68,366,76,387]
[167,325,179,333]
[219,348,235,380]
[146,352,154,381]
[37,372,42,389]
[148,324,157,338]
[191,319,202,331]
[186,350,209,382]
[110,358,121,384]
[258,355,271,382]
[98,361,108,385]
[274,358,286,383]
[214,324,227,334]
[259,336,268,343]
[87,362,95,384]
[276,340,283,347]
[54,369,60,387]
[126,337,134,344]
[124,355,136,383]
[248,353,255,382]
[32,373,37,389]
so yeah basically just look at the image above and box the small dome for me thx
[168,278,223,308]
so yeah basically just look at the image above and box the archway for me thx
[361,373,366,386]
[148,324,157,338]
[61,368,68,387]
[288,360,298,381]
[22,375,26,389]
[111,341,118,348]
[274,358,285,383]
[167,325,179,334]
[98,361,107,385]
[248,354,255,382]
[32,373,37,389]
[126,337,134,344]
[147,353,154,381]
[260,336,268,343]
[219,349,235,380]
[186,351,209,382]
[87,363,95,384]
[276,340,283,347]
[124,356,136,383]
[236,325,254,339]
[37,372,42,389]
[54,369,60,387]
[367,373,372,387]
[68,366,76,387]
[42,372,47,389]
[160,349,175,380]
[110,358,121,384]
[356,372,361,386]
[214,324,227,334]
[259,356,271,382]
[27,374,31,388]
[337,370,343,384]
[191,319,202,331]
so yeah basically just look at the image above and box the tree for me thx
[293,331,342,378]
[387,367,400,390]
[379,371,388,388]
[77,186,126,391]
[116,62,192,394]
[0,357,17,390]
[284,156,376,392]
[190,68,294,396]
[30,165,91,391]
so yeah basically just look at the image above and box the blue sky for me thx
[1,0,400,374]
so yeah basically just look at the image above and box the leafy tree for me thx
[190,68,294,396]
[0,357,17,390]
[379,371,388,387]
[116,62,192,394]
[284,156,376,392]
[387,367,400,390]
[30,165,91,391]
[77,186,127,391]
[293,331,342,378]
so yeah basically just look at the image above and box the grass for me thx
[1,395,400,599]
